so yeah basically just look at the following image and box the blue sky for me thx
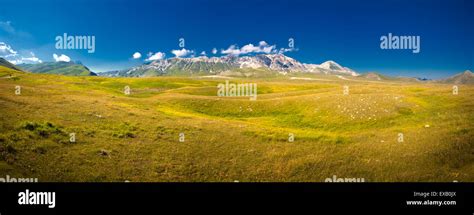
[0,0,472,78]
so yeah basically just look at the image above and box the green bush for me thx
[19,121,65,137]
[112,122,138,138]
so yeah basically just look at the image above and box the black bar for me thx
[0,183,472,214]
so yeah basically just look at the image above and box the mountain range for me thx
[100,54,358,77]
[0,56,472,84]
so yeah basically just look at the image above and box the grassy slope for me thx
[19,62,95,76]
[0,58,23,71]
[0,66,473,182]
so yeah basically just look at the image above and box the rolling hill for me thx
[0,65,473,182]
[358,72,388,81]
[18,61,97,76]
[437,70,474,84]
[357,72,433,83]
[0,57,23,71]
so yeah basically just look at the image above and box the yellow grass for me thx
[0,66,472,182]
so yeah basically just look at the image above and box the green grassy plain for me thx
[0,66,473,182]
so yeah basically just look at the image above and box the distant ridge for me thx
[5,55,472,83]
[18,61,97,76]
[0,57,23,71]
[437,70,474,84]
[359,72,386,80]
[358,72,421,82]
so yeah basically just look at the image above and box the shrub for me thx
[19,121,65,138]
[112,122,138,138]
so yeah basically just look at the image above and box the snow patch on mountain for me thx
[100,54,359,77]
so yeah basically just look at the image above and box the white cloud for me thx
[146,52,165,61]
[0,42,42,64]
[257,41,276,54]
[221,45,241,55]
[132,52,142,59]
[278,47,298,54]
[262,45,276,54]
[200,51,206,55]
[212,48,217,54]
[171,48,194,58]
[240,44,261,54]
[21,57,42,64]
[20,52,42,64]
[0,42,18,57]
[221,41,276,56]
[53,54,71,62]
